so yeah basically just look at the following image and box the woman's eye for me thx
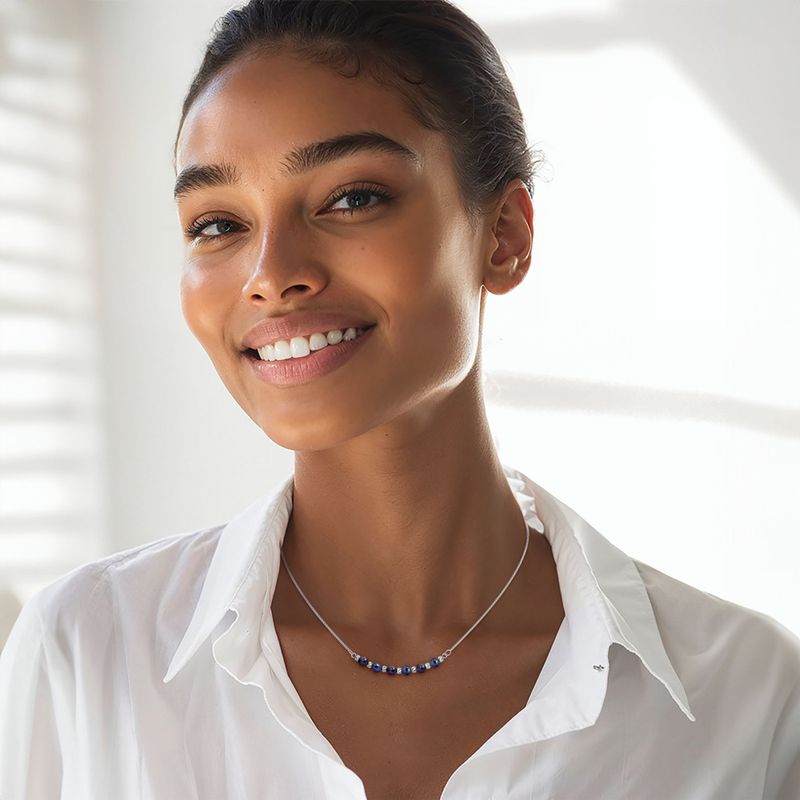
[184,217,242,241]
[325,184,393,216]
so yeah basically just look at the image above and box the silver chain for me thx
[278,509,531,675]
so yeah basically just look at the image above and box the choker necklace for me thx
[279,511,531,676]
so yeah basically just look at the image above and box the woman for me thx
[1,1,798,798]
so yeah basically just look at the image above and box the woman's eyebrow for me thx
[173,130,420,200]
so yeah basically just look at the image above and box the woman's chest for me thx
[274,624,561,800]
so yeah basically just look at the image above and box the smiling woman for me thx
[1,1,799,799]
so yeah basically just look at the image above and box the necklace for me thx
[279,510,531,676]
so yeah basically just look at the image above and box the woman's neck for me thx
[279,401,537,647]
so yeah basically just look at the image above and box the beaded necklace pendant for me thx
[352,652,445,674]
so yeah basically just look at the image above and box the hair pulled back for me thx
[174,0,545,225]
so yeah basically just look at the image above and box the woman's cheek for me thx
[179,265,229,350]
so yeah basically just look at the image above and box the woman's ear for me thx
[481,178,534,297]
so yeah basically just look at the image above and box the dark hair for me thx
[174,0,545,226]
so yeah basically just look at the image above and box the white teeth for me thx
[289,336,310,359]
[256,327,367,361]
[308,332,329,351]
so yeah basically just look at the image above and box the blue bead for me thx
[358,656,369,666]
[416,663,427,672]
[387,666,397,674]
[371,663,382,672]
[430,657,440,668]
[401,665,412,675]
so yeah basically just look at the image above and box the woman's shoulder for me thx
[633,557,800,691]
[20,522,227,650]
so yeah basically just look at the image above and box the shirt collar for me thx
[162,463,694,723]
[515,469,696,724]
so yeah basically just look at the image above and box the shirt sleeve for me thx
[0,595,64,799]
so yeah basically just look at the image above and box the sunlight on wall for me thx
[0,0,106,618]
[477,13,800,634]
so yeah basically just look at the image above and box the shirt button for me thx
[593,664,605,671]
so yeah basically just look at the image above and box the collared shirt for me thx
[1,463,799,799]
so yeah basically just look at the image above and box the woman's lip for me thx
[242,325,376,387]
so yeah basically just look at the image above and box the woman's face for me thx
[175,50,497,451]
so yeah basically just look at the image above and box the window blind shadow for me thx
[0,0,104,619]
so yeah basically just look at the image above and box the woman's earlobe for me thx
[482,253,528,296]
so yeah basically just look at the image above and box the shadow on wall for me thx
[0,589,23,653]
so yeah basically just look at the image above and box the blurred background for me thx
[1,0,798,649]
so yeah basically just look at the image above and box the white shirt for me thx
[1,463,799,799]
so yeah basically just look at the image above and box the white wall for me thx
[0,0,105,614]
[4,0,797,636]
